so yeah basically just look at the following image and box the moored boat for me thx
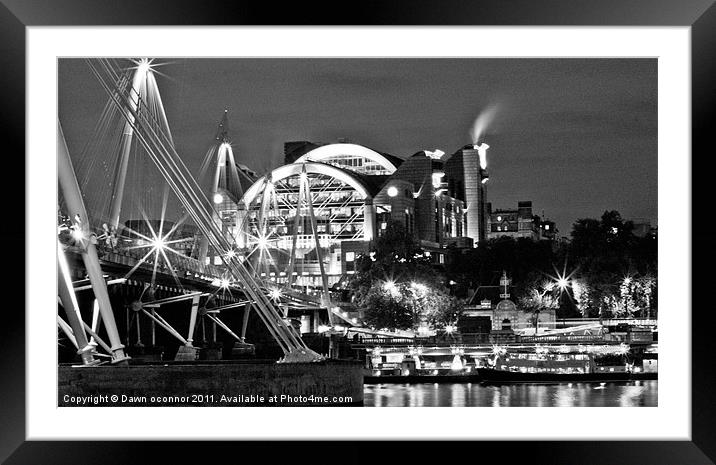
[477,347,657,384]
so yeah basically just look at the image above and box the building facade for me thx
[461,272,556,333]
[486,201,557,241]
[211,141,489,291]
[443,144,490,244]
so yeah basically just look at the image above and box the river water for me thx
[364,380,657,407]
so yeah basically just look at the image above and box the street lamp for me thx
[557,277,569,291]
[269,288,282,300]
[410,282,427,293]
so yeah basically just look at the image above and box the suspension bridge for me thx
[57,58,370,367]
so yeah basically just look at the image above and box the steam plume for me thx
[470,104,500,145]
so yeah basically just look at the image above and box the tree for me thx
[357,279,465,332]
[571,279,592,317]
[348,221,464,332]
[569,210,657,318]
[361,286,414,331]
[348,221,443,308]
[518,282,560,315]
[424,293,464,330]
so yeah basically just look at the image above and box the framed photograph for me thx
[4,0,714,463]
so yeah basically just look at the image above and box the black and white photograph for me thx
[3,0,712,461]
[57,57,658,408]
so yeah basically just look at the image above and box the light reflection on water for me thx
[364,381,657,407]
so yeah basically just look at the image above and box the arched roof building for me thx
[210,141,483,296]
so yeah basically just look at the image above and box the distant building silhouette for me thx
[486,201,557,241]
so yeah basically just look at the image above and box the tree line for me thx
[344,210,657,331]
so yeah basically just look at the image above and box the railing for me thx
[355,336,434,346]
[520,333,653,344]
[554,318,658,328]
[353,334,491,346]
[519,334,606,343]
[94,240,225,279]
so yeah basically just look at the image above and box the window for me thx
[345,252,355,262]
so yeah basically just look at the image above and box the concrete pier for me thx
[59,360,363,406]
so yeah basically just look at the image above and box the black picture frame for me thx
[2,1,713,463]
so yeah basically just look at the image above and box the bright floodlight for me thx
[491,345,504,355]
[450,355,463,371]
[213,193,224,204]
[269,288,282,300]
[557,277,569,290]
[225,249,236,258]
[475,142,489,170]
[623,277,632,285]
[383,280,401,298]
[445,325,455,334]
[257,235,269,249]
[387,186,398,197]
[71,228,84,241]
[317,325,330,333]
[411,282,427,293]
[220,278,231,288]
[137,58,151,74]
[151,237,166,250]
[431,172,445,189]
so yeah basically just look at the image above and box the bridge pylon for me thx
[88,59,323,362]
[58,121,129,364]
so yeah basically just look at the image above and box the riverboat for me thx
[477,349,657,384]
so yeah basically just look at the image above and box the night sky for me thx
[58,58,657,235]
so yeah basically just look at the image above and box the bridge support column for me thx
[108,64,147,231]
[57,240,95,365]
[186,295,201,347]
[240,302,251,342]
[301,166,333,325]
[58,121,128,364]
[151,309,156,346]
[235,208,248,249]
[363,199,375,242]
[197,235,209,272]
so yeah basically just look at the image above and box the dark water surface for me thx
[364,381,657,407]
